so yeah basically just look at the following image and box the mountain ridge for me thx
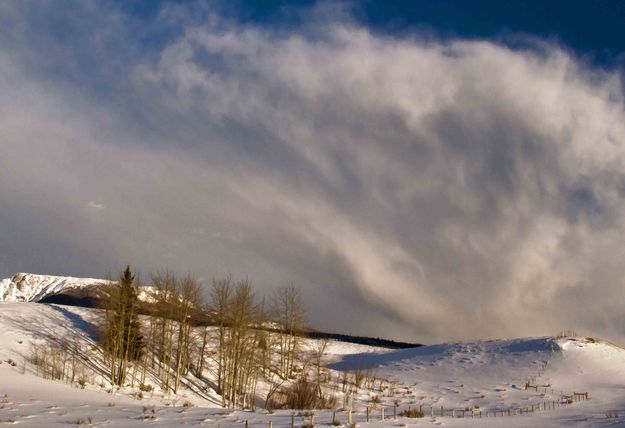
[0,272,109,302]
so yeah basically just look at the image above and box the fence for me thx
[232,391,590,427]
[234,347,589,426]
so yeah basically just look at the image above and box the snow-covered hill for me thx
[2,302,625,426]
[0,273,108,302]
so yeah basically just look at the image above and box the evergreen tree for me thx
[101,265,143,386]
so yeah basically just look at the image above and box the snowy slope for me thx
[0,272,156,303]
[331,336,625,426]
[332,337,563,413]
[0,273,108,302]
[3,302,625,426]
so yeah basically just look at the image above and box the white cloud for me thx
[1,2,625,342]
[88,201,105,210]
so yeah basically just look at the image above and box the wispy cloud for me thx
[88,202,105,210]
[1,2,625,342]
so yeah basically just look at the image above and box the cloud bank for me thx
[1,2,625,342]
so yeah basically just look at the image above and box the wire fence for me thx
[231,390,590,427]
[235,341,591,426]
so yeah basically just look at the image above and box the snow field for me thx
[2,302,625,426]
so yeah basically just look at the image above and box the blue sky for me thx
[1,1,625,342]
[120,0,625,65]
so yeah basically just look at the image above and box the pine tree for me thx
[102,265,144,386]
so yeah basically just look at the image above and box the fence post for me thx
[332,411,336,425]
[441,406,444,417]
[394,405,396,419]
[348,410,352,425]
[452,409,455,418]
[269,421,272,428]
[245,421,248,428]
[381,407,384,420]
[366,407,369,422]
[311,414,314,427]
[291,414,294,428]
[431,406,434,418]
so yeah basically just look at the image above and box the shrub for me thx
[286,378,321,409]
[139,383,153,392]
[399,407,424,418]
[274,377,337,410]
[141,406,156,419]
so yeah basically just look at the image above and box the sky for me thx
[1,1,625,343]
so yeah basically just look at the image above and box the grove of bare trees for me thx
[35,265,343,411]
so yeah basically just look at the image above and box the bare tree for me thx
[312,338,330,398]
[195,298,211,379]
[223,278,257,408]
[209,275,233,396]
[209,276,265,408]
[150,270,178,392]
[173,275,201,393]
[272,285,306,379]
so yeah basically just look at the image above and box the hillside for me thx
[0,273,107,302]
[0,273,420,349]
[2,302,625,426]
